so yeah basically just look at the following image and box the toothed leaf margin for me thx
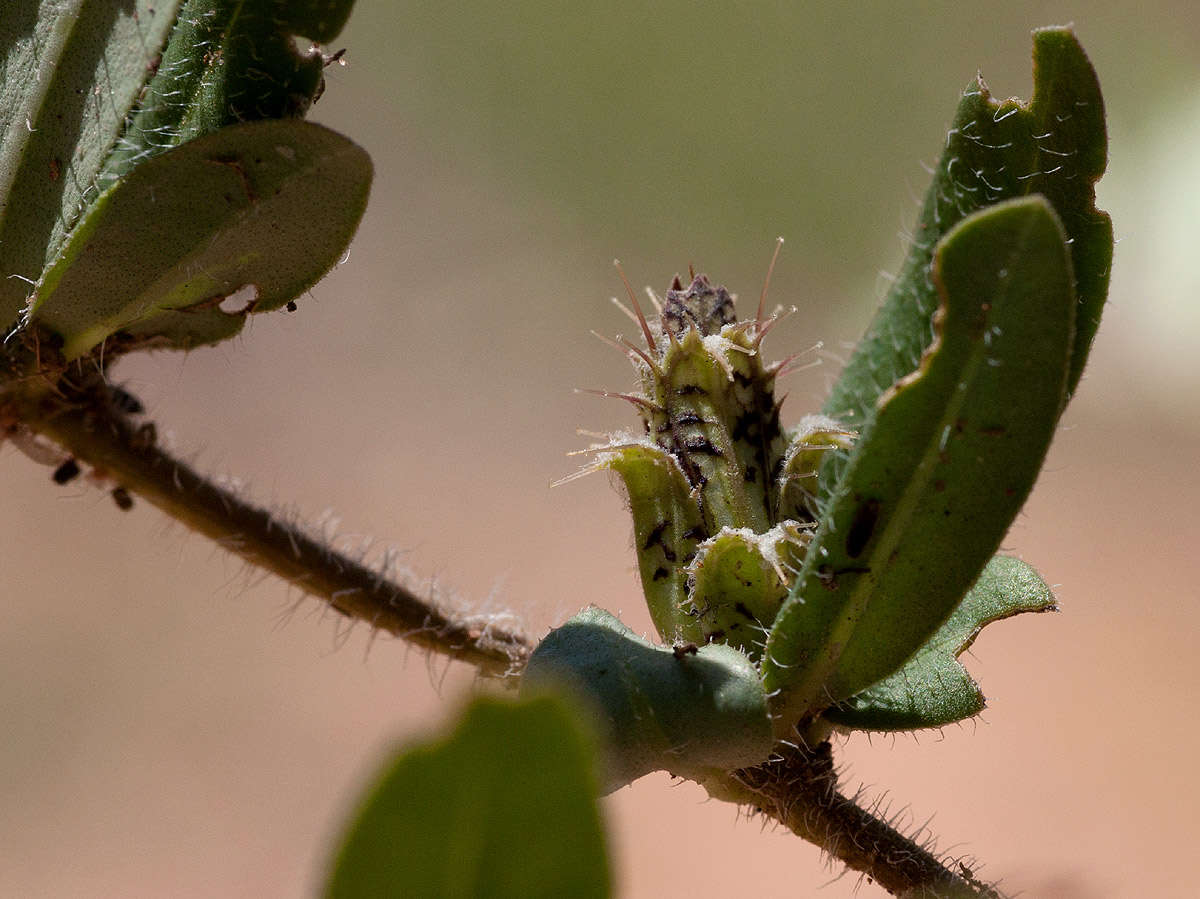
[823,556,1056,731]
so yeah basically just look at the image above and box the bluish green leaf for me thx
[325,695,610,899]
[31,119,371,357]
[762,196,1074,727]
[823,556,1056,731]
[522,606,773,792]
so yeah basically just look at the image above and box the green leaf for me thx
[823,556,1056,732]
[101,0,357,184]
[325,695,610,899]
[0,1,184,326]
[761,196,1075,727]
[1,0,357,332]
[823,28,1109,439]
[522,607,773,792]
[30,119,371,357]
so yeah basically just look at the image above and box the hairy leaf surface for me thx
[762,196,1074,725]
[2,0,357,337]
[823,28,1109,440]
[0,1,183,326]
[102,0,357,184]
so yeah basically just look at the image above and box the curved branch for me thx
[11,379,531,678]
[4,348,994,894]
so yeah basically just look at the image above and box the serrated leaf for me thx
[823,28,1109,441]
[823,556,1055,732]
[325,695,610,899]
[761,196,1074,726]
[31,119,371,357]
[0,1,184,326]
[522,607,773,793]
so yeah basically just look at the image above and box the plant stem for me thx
[11,378,530,678]
[5,350,993,894]
[723,741,1001,898]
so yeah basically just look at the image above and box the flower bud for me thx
[586,273,854,658]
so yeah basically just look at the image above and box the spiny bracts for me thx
[583,273,854,659]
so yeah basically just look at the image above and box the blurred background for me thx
[2,3,1198,896]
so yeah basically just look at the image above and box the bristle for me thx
[590,328,631,354]
[576,388,664,414]
[706,344,735,380]
[754,304,798,349]
[756,237,785,332]
[567,436,651,455]
[592,325,662,375]
[614,260,658,352]
[665,325,682,349]
[610,296,640,326]
[773,340,825,377]
[550,463,605,487]
[618,337,661,374]
[777,357,824,379]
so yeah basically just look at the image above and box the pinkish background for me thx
[3,5,1197,897]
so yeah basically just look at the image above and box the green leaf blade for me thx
[822,27,1109,436]
[1027,27,1112,394]
[0,1,184,326]
[823,556,1056,732]
[101,0,358,185]
[31,119,371,356]
[762,196,1075,726]
[2,0,359,335]
[325,695,611,899]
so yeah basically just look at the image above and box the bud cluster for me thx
[586,273,853,658]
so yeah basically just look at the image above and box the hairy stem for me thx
[723,742,1001,898]
[10,377,530,677]
[5,349,991,894]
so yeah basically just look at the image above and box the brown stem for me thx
[721,741,1002,898]
[11,382,530,678]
